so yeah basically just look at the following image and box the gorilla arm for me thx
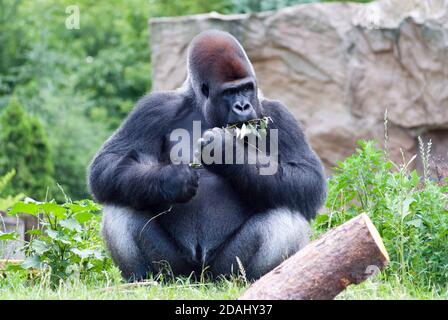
[209,100,326,220]
[88,93,198,211]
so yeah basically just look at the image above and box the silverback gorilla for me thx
[88,30,326,281]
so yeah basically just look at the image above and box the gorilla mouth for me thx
[226,116,271,130]
[226,121,250,128]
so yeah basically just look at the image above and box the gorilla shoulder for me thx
[116,90,193,138]
[261,98,295,122]
[135,90,192,119]
[260,98,306,137]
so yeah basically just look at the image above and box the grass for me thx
[0,269,246,300]
[0,282,245,300]
[337,277,448,300]
[1,269,446,300]
[1,133,447,300]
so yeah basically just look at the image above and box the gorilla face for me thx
[201,77,261,127]
[188,30,263,127]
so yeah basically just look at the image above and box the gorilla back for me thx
[88,30,326,281]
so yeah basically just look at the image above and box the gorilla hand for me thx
[163,164,199,203]
[195,128,241,176]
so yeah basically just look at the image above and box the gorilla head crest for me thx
[187,30,261,127]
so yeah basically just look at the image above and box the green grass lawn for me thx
[1,270,446,300]
[336,278,447,300]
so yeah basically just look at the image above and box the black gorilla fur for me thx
[88,30,326,281]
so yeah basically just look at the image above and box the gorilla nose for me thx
[232,102,252,115]
[230,102,256,123]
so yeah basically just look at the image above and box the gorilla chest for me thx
[158,168,249,259]
[164,114,208,165]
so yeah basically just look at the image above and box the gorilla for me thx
[88,30,326,281]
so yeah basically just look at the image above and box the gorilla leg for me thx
[102,205,193,281]
[209,208,310,280]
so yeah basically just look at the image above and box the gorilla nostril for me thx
[234,103,243,112]
[233,103,251,114]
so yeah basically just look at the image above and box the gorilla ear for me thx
[201,84,209,98]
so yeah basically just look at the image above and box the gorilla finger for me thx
[185,187,197,199]
[197,138,211,148]
[190,173,199,185]
[212,127,224,135]
[203,130,215,142]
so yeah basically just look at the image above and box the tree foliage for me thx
[0,96,54,200]
[0,0,373,200]
[233,0,373,13]
[0,170,23,210]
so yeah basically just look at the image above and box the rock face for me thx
[150,0,448,173]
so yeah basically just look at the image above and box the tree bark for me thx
[239,213,389,300]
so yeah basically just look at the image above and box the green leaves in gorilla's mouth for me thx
[189,116,272,169]
[226,116,272,139]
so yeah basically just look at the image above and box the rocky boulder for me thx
[149,0,448,173]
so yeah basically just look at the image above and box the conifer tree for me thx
[0,96,54,200]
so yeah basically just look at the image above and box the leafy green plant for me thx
[226,116,272,139]
[313,140,448,289]
[5,199,112,285]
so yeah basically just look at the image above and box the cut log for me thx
[239,213,389,300]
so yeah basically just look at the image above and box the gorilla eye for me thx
[201,84,209,97]
[243,83,254,92]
